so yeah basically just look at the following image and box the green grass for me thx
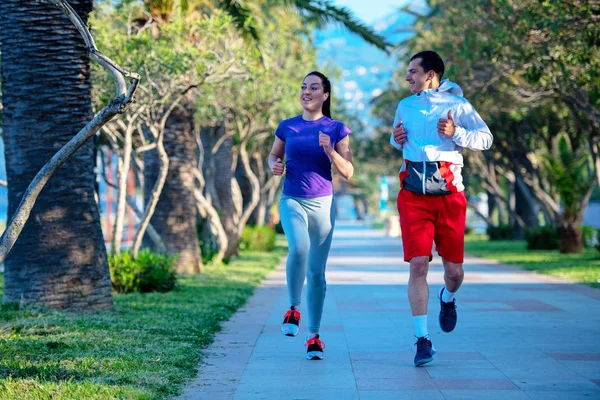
[0,236,287,399]
[465,235,600,289]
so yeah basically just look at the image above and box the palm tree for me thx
[543,135,596,253]
[0,0,112,309]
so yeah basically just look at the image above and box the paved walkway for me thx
[178,222,600,400]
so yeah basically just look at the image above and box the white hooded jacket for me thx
[390,79,493,194]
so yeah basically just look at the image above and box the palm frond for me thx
[218,0,260,42]
[291,0,392,52]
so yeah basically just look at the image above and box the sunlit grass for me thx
[0,236,287,399]
[465,234,600,288]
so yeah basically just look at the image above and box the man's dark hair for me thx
[410,51,445,80]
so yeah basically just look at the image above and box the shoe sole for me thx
[281,324,299,337]
[307,351,323,360]
[414,356,433,367]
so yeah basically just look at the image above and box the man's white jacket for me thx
[390,79,493,195]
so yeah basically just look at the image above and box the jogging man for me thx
[390,50,493,366]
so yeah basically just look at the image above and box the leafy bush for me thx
[487,224,513,240]
[109,249,177,294]
[526,226,560,250]
[197,219,219,264]
[240,225,276,251]
[465,226,474,235]
[582,225,596,248]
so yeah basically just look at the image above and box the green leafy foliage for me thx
[109,250,177,293]
[196,219,220,265]
[525,226,560,250]
[543,135,595,217]
[486,224,513,241]
[240,225,276,251]
[582,225,596,249]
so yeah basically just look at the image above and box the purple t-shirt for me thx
[275,115,352,198]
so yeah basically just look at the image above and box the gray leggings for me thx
[279,194,335,333]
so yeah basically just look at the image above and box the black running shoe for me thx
[305,334,325,360]
[414,336,436,367]
[438,287,457,333]
[281,307,300,336]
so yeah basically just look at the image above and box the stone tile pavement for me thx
[177,221,600,400]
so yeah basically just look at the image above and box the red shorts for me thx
[396,188,466,263]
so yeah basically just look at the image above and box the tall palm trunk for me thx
[144,98,201,273]
[0,0,112,309]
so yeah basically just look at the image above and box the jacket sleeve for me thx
[389,102,403,150]
[451,100,493,151]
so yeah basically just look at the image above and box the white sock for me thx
[413,315,428,338]
[441,286,456,303]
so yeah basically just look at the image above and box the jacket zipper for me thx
[422,161,426,194]
[422,94,429,194]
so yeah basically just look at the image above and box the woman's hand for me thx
[319,131,334,155]
[271,158,285,175]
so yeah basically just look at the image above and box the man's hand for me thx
[271,158,285,175]
[437,110,456,137]
[393,121,407,145]
[319,131,334,155]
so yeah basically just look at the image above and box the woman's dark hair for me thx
[305,71,331,118]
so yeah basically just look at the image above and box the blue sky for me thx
[332,0,412,24]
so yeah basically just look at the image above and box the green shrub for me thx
[240,225,276,251]
[582,225,596,248]
[465,226,474,235]
[487,224,513,240]
[525,226,560,250]
[109,249,177,293]
[197,219,219,264]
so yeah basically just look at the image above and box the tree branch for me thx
[0,0,141,264]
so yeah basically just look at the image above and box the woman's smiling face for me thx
[300,74,329,112]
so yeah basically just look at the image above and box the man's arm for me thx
[451,101,493,151]
[390,103,405,150]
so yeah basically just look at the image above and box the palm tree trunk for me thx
[560,213,584,253]
[0,0,112,309]
[144,98,201,273]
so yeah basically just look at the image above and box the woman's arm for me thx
[329,135,354,180]
[268,137,286,175]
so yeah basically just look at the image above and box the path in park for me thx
[178,221,600,400]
